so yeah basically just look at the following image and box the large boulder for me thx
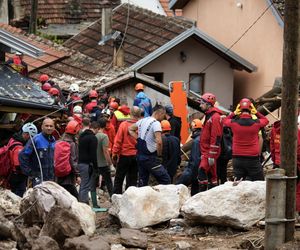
[63,235,110,250]
[21,181,95,236]
[109,184,190,229]
[181,181,266,229]
[0,189,21,216]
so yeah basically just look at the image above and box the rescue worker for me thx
[129,105,171,186]
[165,105,182,140]
[161,120,181,182]
[71,106,83,129]
[85,90,98,113]
[176,119,202,195]
[270,120,281,168]
[112,106,141,194]
[101,109,116,152]
[133,83,153,117]
[41,82,51,92]
[111,104,131,132]
[223,98,269,181]
[8,123,38,197]
[55,120,81,200]
[198,93,223,191]
[6,51,28,76]
[48,87,62,106]
[39,74,49,84]
[19,118,56,186]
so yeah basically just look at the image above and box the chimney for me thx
[0,0,9,24]
[113,32,125,67]
[101,1,112,38]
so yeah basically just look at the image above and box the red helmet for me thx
[89,90,98,98]
[161,120,171,131]
[191,119,203,129]
[109,101,119,110]
[65,120,80,135]
[42,82,51,91]
[201,93,216,106]
[39,74,49,83]
[239,98,252,111]
[49,88,59,96]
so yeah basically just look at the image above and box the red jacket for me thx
[84,101,97,113]
[112,120,137,156]
[7,138,23,172]
[270,121,281,166]
[104,122,116,151]
[223,112,269,157]
[200,107,223,159]
[111,105,131,132]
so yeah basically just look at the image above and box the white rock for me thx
[0,189,21,216]
[21,181,95,236]
[181,181,266,229]
[109,184,190,229]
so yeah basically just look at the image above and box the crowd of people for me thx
[3,72,300,212]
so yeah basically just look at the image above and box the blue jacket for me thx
[133,92,153,117]
[187,130,201,176]
[19,132,56,181]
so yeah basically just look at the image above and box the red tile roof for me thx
[64,4,193,67]
[0,23,69,71]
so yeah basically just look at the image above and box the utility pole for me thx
[29,0,38,34]
[281,0,299,242]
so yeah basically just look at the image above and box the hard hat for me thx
[49,88,60,96]
[65,120,80,135]
[239,98,252,111]
[39,74,49,83]
[89,90,98,98]
[161,120,171,131]
[101,108,111,116]
[200,93,216,106]
[22,123,38,137]
[69,83,79,93]
[191,119,203,129]
[165,105,173,115]
[109,101,119,110]
[15,51,23,56]
[42,82,51,92]
[73,105,82,114]
[135,83,144,91]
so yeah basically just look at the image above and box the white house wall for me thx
[140,37,234,109]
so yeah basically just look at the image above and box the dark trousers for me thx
[217,157,229,184]
[9,172,27,197]
[61,184,79,200]
[233,156,264,181]
[176,168,199,196]
[138,155,171,187]
[91,166,113,197]
[78,163,92,203]
[113,155,138,194]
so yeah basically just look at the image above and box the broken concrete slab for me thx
[31,236,60,250]
[120,228,148,249]
[109,184,190,229]
[63,235,110,250]
[181,181,266,229]
[175,241,192,250]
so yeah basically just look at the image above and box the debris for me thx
[181,181,266,229]
[111,244,126,250]
[0,189,21,216]
[109,184,190,229]
[120,228,148,249]
[175,241,192,250]
[0,240,17,250]
[63,235,110,250]
[31,236,59,250]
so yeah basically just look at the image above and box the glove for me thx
[208,158,215,167]
[109,164,116,177]
[250,104,257,115]
[234,104,241,116]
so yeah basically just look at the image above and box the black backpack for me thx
[220,127,233,160]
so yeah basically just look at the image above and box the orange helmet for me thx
[39,74,49,83]
[191,119,203,129]
[42,82,51,92]
[135,83,144,91]
[89,90,98,98]
[65,120,80,135]
[239,98,252,111]
[109,101,119,110]
[201,93,216,106]
[49,88,59,96]
[161,120,171,131]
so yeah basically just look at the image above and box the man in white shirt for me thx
[129,105,171,186]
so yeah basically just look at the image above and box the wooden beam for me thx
[0,106,62,117]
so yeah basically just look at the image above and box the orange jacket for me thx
[112,120,137,156]
[104,122,116,151]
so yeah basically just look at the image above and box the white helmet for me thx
[22,123,38,137]
[69,83,79,93]
[73,105,82,114]
[101,108,111,116]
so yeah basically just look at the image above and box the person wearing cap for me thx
[165,104,182,140]
[198,93,223,191]
[6,51,28,76]
[111,103,131,132]
[85,90,99,113]
[161,120,181,182]
[177,119,202,195]
[223,98,269,181]
[72,106,83,128]
[6,123,38,197]
[133,83,153,117]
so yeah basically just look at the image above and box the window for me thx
[189,73,205,95]
[144,73,164,83]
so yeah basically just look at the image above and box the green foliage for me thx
[37,31,64,45]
